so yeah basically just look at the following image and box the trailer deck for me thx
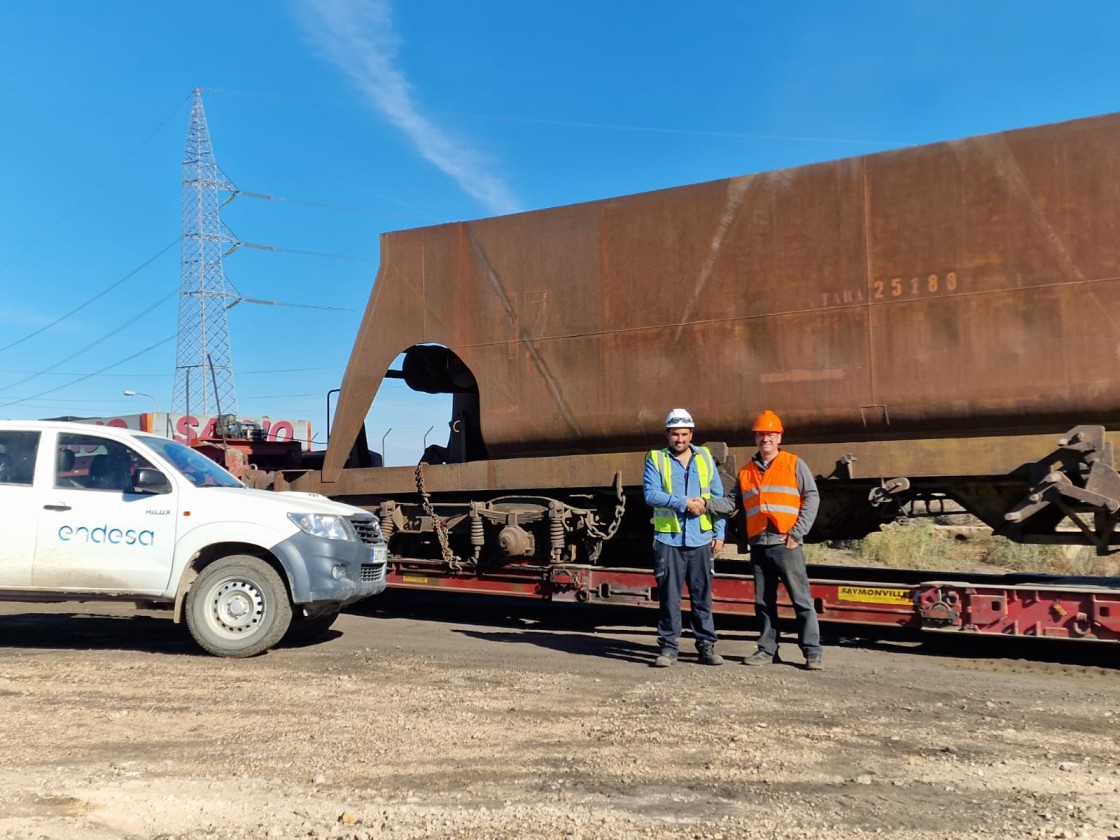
[385,557,1120,643]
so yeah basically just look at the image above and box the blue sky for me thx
[1,1,1118,465]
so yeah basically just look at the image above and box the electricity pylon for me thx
[172,88,239,418]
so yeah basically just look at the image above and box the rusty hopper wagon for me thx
[283,112,1120,644]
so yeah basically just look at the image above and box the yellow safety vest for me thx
[649,446,715,533]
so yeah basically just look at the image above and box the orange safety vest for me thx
[739,450,802,538]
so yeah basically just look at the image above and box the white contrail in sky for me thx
[293,0,521,216]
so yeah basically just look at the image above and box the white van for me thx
[0,420,388,657]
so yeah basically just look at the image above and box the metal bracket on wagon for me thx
[917,587,960,629]
[869,476,911,507]
[1004,425,1120,553]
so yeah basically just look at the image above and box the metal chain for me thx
[415,461,462,571]
[586,475,626,541]
[414,460,620,566]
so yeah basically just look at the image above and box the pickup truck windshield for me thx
[142,437,244,488]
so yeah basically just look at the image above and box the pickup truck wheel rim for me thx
[209,579,265,635]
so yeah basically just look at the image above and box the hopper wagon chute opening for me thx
[379,344,485,466]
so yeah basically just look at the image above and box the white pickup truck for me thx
[0,420,388,657]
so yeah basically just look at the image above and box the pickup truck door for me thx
[33,431,179,594]
[0,429,43,587]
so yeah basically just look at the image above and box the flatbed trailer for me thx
[384,557,1120,643]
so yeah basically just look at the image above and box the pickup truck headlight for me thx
[287,512,357,541]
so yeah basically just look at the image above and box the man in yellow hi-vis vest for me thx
[642,408,726,667]
[705,410,822,670]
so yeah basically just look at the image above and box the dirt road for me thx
[0,593,1118,840]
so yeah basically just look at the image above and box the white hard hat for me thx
[664,408,695,429]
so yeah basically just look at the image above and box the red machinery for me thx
[189,415,305,489]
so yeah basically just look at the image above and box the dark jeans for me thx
[750,542,821,658]
[653,541,717,654]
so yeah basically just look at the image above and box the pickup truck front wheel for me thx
[185,555,293,657]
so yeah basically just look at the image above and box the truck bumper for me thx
[271,532,388,606]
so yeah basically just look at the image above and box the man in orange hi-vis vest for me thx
[704,410,823,670]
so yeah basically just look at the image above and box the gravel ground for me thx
[0,592,1118,840]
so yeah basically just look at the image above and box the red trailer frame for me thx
[385,558,1120,643]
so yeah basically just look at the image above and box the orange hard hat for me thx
[752,410,784,433]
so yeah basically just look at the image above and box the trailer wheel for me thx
[283,607,341,644]
[185,555,292,657]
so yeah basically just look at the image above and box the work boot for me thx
[804,656,824,671]
[697,642,724,666]
[742,649,778,666]
[653,651,677,668]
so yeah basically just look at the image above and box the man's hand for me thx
[711,538,725,556]
[685,497,707,516]
[784,534,800,549]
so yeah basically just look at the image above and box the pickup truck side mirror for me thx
[133,467,172,494]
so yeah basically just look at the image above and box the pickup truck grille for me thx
[349,516,384,546]
[361,562,386,583]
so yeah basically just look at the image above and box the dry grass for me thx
[854,519,954,570]
[982,539,1120,577]
[802,543,834,564]
[811,518,1120,577]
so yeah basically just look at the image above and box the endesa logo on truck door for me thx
[57,523,156,546]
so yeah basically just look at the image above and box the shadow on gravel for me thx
[451,627,825,668]
[351,588,657,634]
[353,590,1120,670]
[826,626,1120,670]
[353,589,667,664]
[0,610,198,656]
[452,628,653,663]
[275,629,344,649]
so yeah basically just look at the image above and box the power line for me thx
[227,296,358,313]
[0,231,354,363]
[224,240,375,263]
[0,335,176,411]
[201,87,367,109]
[240,365,342,374]
[0,237,180,355]
[0,94,192,277]
[0,290,178,393]
[1,89,367,403]
[8,396,149,406]
[0,364,342,377]
[233,189,418,218]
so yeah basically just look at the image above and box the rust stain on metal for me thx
[671,175,752,344]
[465,222,582,439]
[760,368,848,384]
